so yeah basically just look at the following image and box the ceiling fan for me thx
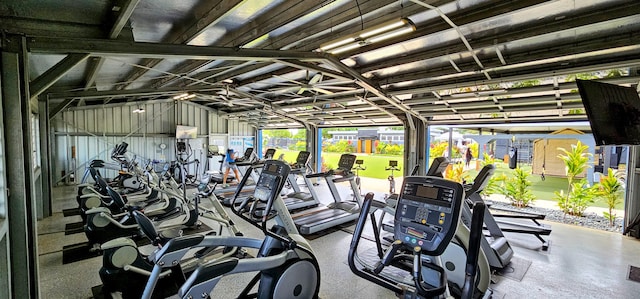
[272,72,357,95]
[194,93,255,108]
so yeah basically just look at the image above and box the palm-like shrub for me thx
[556,141,592,215]
[555,180,596,216]
[480,153,502,197]
[501,167,536,208]
[597,168,624,226]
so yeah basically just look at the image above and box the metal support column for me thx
[404,116,426,176]
[311,128,322,172]
[38,97,52,217]
[1,34,39,298]
[425,125,431,171]
[625,146,640,234]
[256,129,263,158]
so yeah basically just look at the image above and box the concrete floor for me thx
[37,178,640,298]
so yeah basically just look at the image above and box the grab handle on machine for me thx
[461,202,485,299]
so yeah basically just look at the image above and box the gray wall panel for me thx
[50,100,229,183]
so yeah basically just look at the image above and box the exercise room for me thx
[2,0,640,298]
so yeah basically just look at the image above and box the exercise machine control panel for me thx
[263,148,276,160]
[337,153,356,174]
[394,176,463,255]
[253,160,290,203]
[292,151,311,169]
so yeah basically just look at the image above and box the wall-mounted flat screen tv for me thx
[176,125,198,139]
[577,79,640,146]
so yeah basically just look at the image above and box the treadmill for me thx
[283,151,320,210]
[233,147,259,184]
[219,149,276,206]
[291,153,362,235]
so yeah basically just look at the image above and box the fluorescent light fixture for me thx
[449,89,507,98]
[359,20,406,38]
[319,18,415,55]
[173,93,196,100]
[368,27,415,43]
[132,106,145,113]
[329,43,363,54]
[173,93,189,100]
[320,37,355,51]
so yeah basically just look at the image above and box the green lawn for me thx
[273,149,403,179]
[466,161,623,210]
[272,149,623,210]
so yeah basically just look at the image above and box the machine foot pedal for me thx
[64,222,84,235]
[62,242,101,264]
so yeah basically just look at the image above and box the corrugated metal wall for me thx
[51,100,254,183]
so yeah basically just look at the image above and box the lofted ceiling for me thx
[2,0,640,129]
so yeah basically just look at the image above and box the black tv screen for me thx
[576,79,640,146]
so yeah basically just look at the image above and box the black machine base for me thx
[62,242,101,264]
[64,221,84,235]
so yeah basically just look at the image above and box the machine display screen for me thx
[267,164,279,173]
[415,185,438,200]
[338,154,357,169]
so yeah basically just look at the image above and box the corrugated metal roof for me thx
[2,0,639,128]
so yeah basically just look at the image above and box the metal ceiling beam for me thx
[49,98,75,120]
[420,102,585,116]
[380,33,640,87]
[186,62,274,87]
[0,18,107,39]
[274,60,353,82]
[390,60,640,96]
[162,0,442,90]
[151,1,333,88]
[83,0,141,91]
[324,55,427,122]
[338,0,547,60]
[115,0,246,90]
[47,85,224,100]
[27,37,325,61]
[274,0,443,51]
[427,114,586,125]
[358,3,640,75]
[29,53,90,100]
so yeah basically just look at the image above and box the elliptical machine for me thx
[139,160,321,299]
[349,176,488,298]
[98,175,242,299]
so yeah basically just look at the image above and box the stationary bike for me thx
[385,160,401,198]
[352,159,366,195]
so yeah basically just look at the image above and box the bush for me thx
[385,144,403,155]
[376,141,388,154]
[555,180,596,216]
[431,142,448,157]
[480,153,502,197]
[324,140,355,153]
[289,140,306,151]
[500,167,536,208]
[445,164,469,183]
[596,168,624,226]
[556,141,592,215]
